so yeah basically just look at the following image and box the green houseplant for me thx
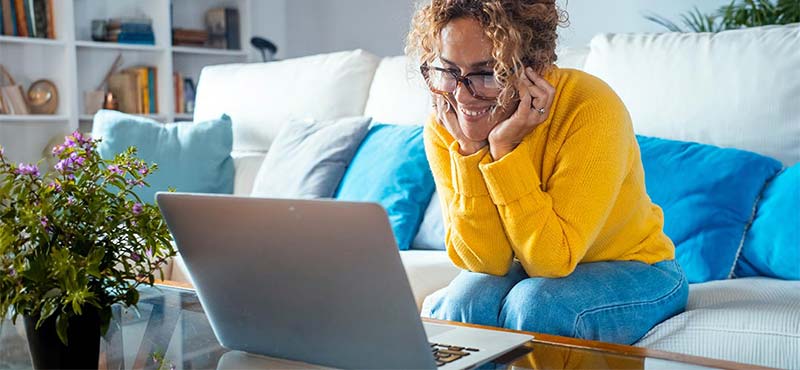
[645,0,800,32]
[0,131,176,369]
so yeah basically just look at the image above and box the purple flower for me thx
[138,166,149,175]
[52,144,65,156]
[107,165,124,175]
[40,217,48,228]
[15,163,39,177]
[8,267,15,277]
[67,196,76,205]
[64,137,77,149]
[126,179,145,187]
[0,146,4,158]
[131,253,141,262]
[49,182,62,192]
[146,247,153,259]
[132,202,143,216]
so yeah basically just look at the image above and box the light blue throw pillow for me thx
[250,117,371,199]
[636,135,783,283]
[335,124,435,251]
[735,164,799,280]
[93,110,234,203]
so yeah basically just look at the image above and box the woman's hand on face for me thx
[434,94,488,155]
[488,67,555,160]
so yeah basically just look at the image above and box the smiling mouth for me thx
[459,105,494,117]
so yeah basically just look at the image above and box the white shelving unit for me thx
[0,0,252,163]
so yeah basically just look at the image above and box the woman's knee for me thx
[431,265,527,327]
[499,278,582,337]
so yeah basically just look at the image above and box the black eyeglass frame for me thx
[419,63,500,101]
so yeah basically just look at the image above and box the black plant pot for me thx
[23,308,101,370]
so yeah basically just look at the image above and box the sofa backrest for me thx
[195,24,799,195]
[583,24,799,166]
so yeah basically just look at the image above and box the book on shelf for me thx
[205,7,239,50]
[105,17,155,45]
[173,72,185,114]
[0,0,52,38]
[172,28,208,47]
[107,66,158,115]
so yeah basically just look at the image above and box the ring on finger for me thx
[530,102,546,115]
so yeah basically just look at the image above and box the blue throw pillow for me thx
[93,110,234,203]
[335,124,435,251]
[735,164,799,280]
[636,135,783,283]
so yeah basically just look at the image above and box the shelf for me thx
[172,46,247,57]
[0,115,69,122]
[0,35,66,47]
[80,114,165,121]
[174,113,193,120]
[75,40,165,52]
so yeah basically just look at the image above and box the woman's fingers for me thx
[525,68,555,113]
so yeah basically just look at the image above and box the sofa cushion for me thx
[399,251,461,309]
[635,277,800,369]
[336,124,435,251]
[250,117,371,199]
[194,50,380,154]
[92,110,234,203]
[584,24,800,165]
[636,135,783,283]
[363,56,431,127]
[736,163,800,280]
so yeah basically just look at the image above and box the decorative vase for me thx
[23,307,101,370]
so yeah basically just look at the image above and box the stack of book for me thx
[172,28,208,47]
[0,0,55,39]
[107,66,158,115]
[105,18,154,45]
[205,7,239,50]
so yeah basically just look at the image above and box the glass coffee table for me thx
[0,282,765,370]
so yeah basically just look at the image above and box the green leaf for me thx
[56,313,69,346]
[43,288,61,299]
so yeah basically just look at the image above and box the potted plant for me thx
[0,131,176,369]
[645,0,800,32]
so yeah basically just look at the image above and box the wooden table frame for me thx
[154,280,770,370]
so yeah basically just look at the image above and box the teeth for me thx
[460,106,493,117]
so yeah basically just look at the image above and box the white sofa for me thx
[165,24,800,369]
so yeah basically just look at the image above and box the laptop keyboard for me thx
[430,342,479,367]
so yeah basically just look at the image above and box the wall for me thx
[284,0,416,58]
[249,0,288,61]
[273,0,732,58]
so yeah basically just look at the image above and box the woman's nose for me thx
[453,81,477,106]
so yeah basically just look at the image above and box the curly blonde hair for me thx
[406,0,568,110]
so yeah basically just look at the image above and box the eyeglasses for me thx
[420,63,501,101]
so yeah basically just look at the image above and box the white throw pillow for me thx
[193,50,380,153]
[364,56,432,126]
[583,24,800,165]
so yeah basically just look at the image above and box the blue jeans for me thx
[427,260,689,345]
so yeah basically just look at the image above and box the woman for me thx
[406,0,689,344]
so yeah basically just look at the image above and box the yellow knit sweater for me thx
[424,67,675,278]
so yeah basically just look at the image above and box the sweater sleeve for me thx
[478,99,634,278]
[423,118,514,276]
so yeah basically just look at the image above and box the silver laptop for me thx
[157,192,532,370]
